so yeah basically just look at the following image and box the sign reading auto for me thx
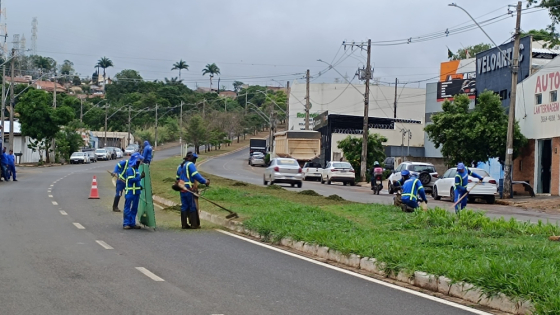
[534,72,560,122]
[475,36,532,108]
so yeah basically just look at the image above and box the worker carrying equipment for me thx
[454,162,483,214]
[175,151,210,229]
[142,141,153,165]
[111,152,142,212]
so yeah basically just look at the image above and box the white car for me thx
[388,162,438,193]
[95,149,110,161]
[249,152,266,166]
[69,152,90,164]
[125,144,139,156]
[321,161,355,186]
[302,162,322,181]
[432,167,498,204]
[263,158,303,188]
[115,148,124,159]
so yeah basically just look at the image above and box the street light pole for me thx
[104,104,108,147]
[180,100,183,157]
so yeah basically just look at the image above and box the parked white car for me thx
[69,152,90,164]
[321,161,355,186]
[95,149,110,161]
[432,167,498,204]
[302,161,322,181]
[115,148,124,159]
[263,158,303,188]
[388,162,438,193]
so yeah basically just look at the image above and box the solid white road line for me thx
[216,230,492,315]
[135,267,165,281]
[48,195,53,198]
[95,240,114,250]
[52,201,58,205]
[73,223,85,229]
[59,210,67,215]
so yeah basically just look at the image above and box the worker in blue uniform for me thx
[123,153,145,229]
[401,173,428,211]
[454,162,484,213]
[176,152,210,229]
[111,152,142,212]
[142,140,153,165]
[7,149,16,181]
[0,147,8,181]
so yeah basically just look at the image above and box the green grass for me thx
[150,156,560,314]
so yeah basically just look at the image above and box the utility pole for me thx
[9,48,14,152]
[80,97,83,123]
[154,103,158,148]
[305,69,310,130]
[1,65,5,144]
[361,40,372,182]
[127,105,131,148]
[104,104,108,147]
[286,81,290,130]
[245,92,248,114]
[393,78,398,118]
[52,71,57,160]
[401,129,405,162]
[407,130,412,157]
[503,1,522,199]
[179,100,183,157]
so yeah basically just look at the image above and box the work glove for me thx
[140,172,146,179]
[206,179,211,187]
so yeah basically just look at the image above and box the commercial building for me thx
[514,54,560,195]
[288,82,426,164]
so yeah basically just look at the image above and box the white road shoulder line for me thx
[52,201,58,205]
[59,210,67,215]
[135,267,165,281]
[95,240,114,249]
[216,230,492,315]
[73,222,85,229]
[48,195,53,198]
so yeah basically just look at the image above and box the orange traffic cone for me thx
[89,175,100,199]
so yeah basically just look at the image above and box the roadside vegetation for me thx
[150,154,560,313]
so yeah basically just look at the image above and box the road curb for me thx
[151,192,534,315]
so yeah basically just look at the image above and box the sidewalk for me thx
[496,195,560,213]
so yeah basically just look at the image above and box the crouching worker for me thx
[400,173,428,212]
[123,153,144,229]
[392,170,411,207]
[176,152,210,229]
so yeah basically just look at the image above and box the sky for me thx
[4,0,553,90]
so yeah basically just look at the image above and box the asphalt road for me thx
[200,147,560,223]
[0,147,490,315]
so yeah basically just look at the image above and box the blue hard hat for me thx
[457,162,465,170]
[401,170,410,176]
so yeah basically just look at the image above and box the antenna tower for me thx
[31,17,37,55]
[20,34,25,56]
[12,34,19,53]
[0,0,8,56]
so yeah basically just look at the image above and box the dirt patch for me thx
[162,177,176,183]
[232,182,248,187]
[267,185,284,190]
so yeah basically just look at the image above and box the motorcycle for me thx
[371,174,383,195]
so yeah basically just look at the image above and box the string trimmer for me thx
[172,181,238,219]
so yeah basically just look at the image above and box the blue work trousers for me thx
[454,188,468,213]
[0,164,7,180]
[401,198,419,209]
[180,191,197,213]
[116,180,126,197]
[123,194,140,227]
[8,165,15,180]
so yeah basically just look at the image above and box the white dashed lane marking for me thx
[52,201,58,205]
[59,210,67,215]
[135,267,165,281]
[48,195,53,198]
[73,223,85,229]
[95,240,114,250]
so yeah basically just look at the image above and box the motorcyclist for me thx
[370,161,384,191]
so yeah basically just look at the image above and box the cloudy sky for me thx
[5,0,552,89]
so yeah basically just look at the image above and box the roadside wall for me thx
[513,139,536,195]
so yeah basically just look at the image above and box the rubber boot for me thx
[112,196,121,212]
[181,211,191,229]
[188,212,200,229]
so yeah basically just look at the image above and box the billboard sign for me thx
[437,79,476,101]
[475,36,532,107]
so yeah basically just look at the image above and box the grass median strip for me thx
[151,155,560,313]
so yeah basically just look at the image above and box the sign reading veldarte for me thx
[475,36,532,108]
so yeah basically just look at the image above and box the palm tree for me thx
[202,63,220,91]
[171,59,189,80]
[96,57,114,88]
